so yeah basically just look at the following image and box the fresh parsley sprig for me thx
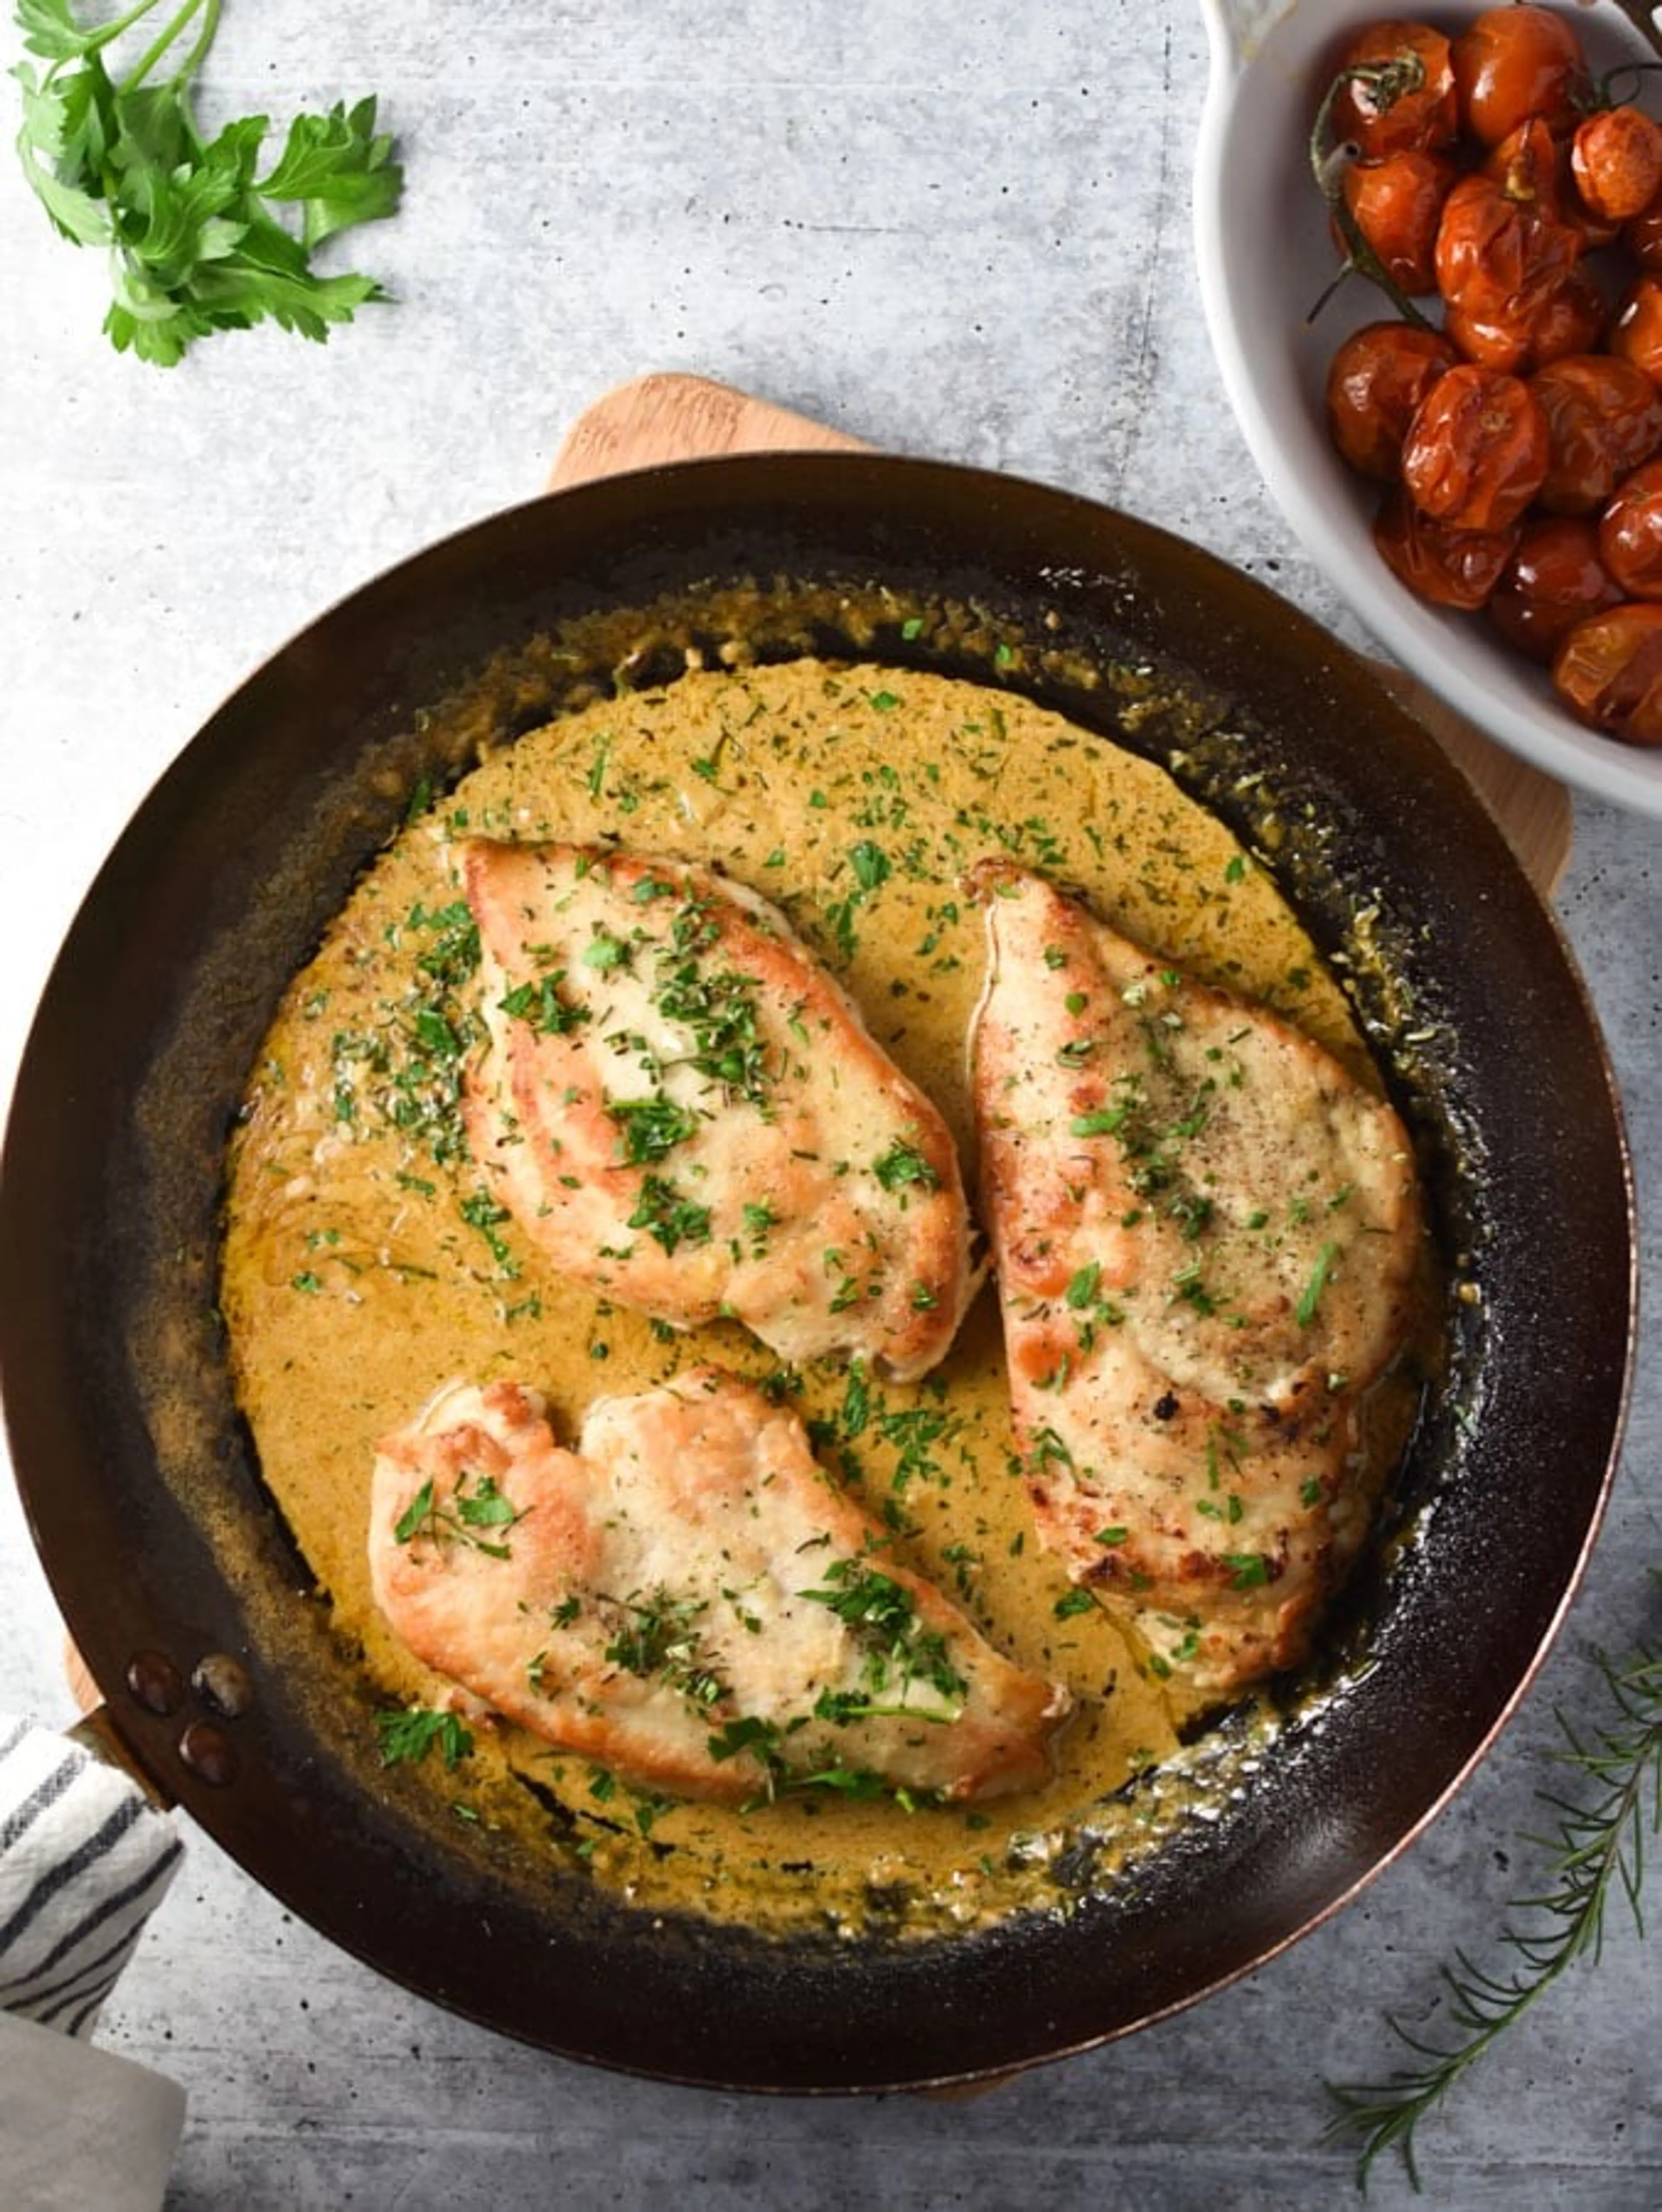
[13,0,402,363]
[1325,1578,1660,2193]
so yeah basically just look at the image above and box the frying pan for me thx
[0,454,1635,2091]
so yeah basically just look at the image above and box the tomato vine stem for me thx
[1307,62,1437,331]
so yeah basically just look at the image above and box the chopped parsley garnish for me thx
[742,1199,776,1251]
[848,840,892,891]
[608,1094,699,1164]
[872,1138,941,1194]
[409,902,481,987]
[499,971,591,1035]
[1297,1239,1342,1329]
[823,841,893,963]
[799,1556,967,1710]
[375,1706,474,1772]
[604,1588,728,1710]
[1224,1551,1273,1589]
[581,929,632,971]
[393,1469,523,1559]
[329,900,487,1166]
[650,901,770,1106]
[627,1174,712,1255]
[459,1187,516,1272]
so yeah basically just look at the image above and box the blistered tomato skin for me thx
[1315,6,1662,746]
[1627,189,1662,272]
[1610,276,1662,386]
[1598,458,1662,598]
[1450,5,1590,147]
[1488,517,1623,660]
[1326,321,1463,480]
[1433,170,1582,369]
[1330,21,1460,160]
[1552,601,1662,743]
[1373,486,1519,608]
[1572,106,1662,227]
[1530,354,1662,514]
[1342,150,1460,294]
[1443,267,1605,376]
[1400,364,1549,531]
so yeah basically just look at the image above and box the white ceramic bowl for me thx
[1195,0,1662,817]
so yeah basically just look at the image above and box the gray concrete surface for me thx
[1,3,1657,2206]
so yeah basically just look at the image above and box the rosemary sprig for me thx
[1325,1575,1660,2193]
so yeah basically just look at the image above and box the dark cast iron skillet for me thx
[0,455,1636,2091]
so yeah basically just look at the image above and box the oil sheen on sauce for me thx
[221,659,1414,1940]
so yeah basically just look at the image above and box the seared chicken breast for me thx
[457,840,976,1381]
[369,1367,1069,1804]
[969,862,1423,1695]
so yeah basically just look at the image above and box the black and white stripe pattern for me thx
[0,1717,182,2039]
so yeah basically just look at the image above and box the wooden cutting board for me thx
[548,372,1573,899]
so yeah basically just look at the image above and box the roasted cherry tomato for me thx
[1530,267,1610,361]
[1488,516,1623,660]
[1529,352,1662,513]
[1445,266,1606,375]
[1552,601,1662,743]
[1434,170,1582,367]
[1572,104,1662,225]
[1329,21,1460,160]
[1483,116,1619,251]
[1609,276,1662,386]
[1626,185,1662,272]
[1450,5,1589,147]
[1341,148,1459,294]
[1373,485,1518,608]
[1483,117,1569,219]
[1400,363,1549,531]
[1598,457,1662,597]
[1326,319,1462,479]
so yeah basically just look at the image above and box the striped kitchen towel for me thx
[0,1714,183,2038]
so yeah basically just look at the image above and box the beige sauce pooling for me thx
[222,660,1404,1937]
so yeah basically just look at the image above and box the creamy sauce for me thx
[221,658,1417,1937]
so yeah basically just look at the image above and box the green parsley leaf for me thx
[375,1705,473,1772]
[1296,1238,1342,1329]
[627,1173,712,1255]
[608,1093,699,1165]
[258,94,400,250]
[1223,1551,1272,1589]
[848,840,892,892]
[871,1138,941,1194]
[13,0,403,364]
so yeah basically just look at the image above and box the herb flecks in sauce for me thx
[222,657,1423,1942]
